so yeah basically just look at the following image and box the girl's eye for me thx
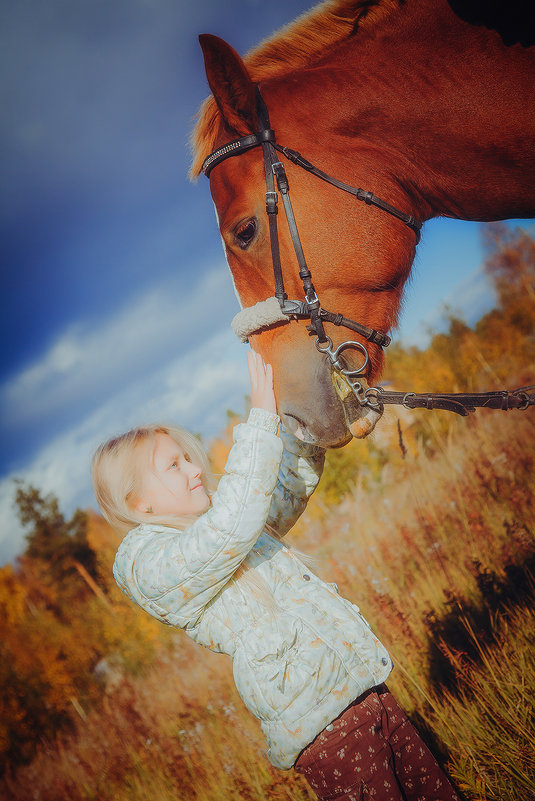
[234,218,257,249]
[184,453,191,463]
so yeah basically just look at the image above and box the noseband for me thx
[202,88,534,418]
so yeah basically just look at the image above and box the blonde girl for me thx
[92,351,461,801]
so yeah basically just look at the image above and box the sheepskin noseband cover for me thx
[231,296,289,342]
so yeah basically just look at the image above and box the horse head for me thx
[193,33,421,448]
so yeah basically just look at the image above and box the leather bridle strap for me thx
[280,300,389,346]
[274,145,422,241]
[370,386,535,416]
[202,131,272,175]
[257,122,286,304]
[255,90,328,341]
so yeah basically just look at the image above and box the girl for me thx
[92,351,461,801]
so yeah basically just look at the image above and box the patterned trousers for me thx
[294,686,461,801]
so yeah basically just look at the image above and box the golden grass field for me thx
[2,404,534,801]
[2,225,534,799]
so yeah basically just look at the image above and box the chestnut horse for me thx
[191,0,535,448]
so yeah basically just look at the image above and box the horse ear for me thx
[199,34,258,136]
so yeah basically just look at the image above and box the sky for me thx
[0,0,528,564]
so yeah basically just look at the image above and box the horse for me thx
[190,0,535,448]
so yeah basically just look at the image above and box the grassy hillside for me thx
[1,224,534,799]
[2,407,533,801]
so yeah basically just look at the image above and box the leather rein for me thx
[202,88,535,418]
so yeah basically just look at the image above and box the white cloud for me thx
[1,264,240,428]
[0,324,249,565]
[0,257,255,564]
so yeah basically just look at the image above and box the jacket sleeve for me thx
[113,408,283,627]
[266,427,325,538]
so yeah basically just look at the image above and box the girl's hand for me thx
[247,351,277,415]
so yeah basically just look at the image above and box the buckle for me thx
[272,162,289,192]
[265,190,278,215]
[305,290,320,310]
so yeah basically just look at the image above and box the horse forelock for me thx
[189,0,400,180]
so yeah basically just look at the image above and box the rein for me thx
[202,88,535,418]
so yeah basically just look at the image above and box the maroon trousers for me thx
[294,686,461,801]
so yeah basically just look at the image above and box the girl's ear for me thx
[199,34,259,136]
[128,492,147,514]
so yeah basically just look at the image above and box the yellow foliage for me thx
[1,223,534,795]
[0,565,27,629]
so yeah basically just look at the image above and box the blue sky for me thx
[0,0,526,563]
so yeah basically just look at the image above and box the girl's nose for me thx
[186,460,201,478]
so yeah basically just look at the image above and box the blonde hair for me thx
[92,422,319,610]
[91,423,213,536]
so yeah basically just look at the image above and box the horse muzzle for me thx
[331,368,383,438]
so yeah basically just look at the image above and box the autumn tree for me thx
[0,487,167,774]
[16,484,98,611]
[381,224,535,450]
[483,222,535,317]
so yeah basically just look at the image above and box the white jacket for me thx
[113,408,392,769]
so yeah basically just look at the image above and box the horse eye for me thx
[234,218,257,249]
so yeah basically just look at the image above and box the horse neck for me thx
[276,0,535,222]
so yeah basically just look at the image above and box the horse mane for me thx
[189,0,399,179]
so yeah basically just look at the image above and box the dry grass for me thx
[1,634,315,801]
[293,408,535,800]
[2,408,534,800]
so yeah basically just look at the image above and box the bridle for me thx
[203,88,417,408]
[202,87,534,418]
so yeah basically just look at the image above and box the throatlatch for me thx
[203,87,535,419]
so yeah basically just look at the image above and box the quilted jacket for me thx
[113,407,392,769]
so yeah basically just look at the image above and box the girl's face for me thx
[135,433,210,517]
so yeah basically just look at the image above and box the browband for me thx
[202,130,275,176]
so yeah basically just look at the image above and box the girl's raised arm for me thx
[113,353,282,626]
